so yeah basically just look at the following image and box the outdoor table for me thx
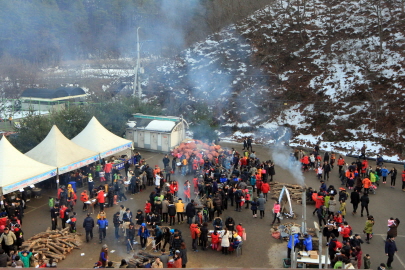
[84,193,107,214]
[297,255,330,268]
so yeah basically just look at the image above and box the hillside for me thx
[144,0,405,160]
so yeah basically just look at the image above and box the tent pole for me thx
[56,168,60,191]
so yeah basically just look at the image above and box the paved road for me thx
[20,141,405,268]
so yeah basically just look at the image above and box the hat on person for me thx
[339,187,346,190]
[141,223,146,227]
[175,250,180,254]
[102,244,108,248]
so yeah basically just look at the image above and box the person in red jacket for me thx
[402,170,405,191]
[211,231,220,250]
[59,205,69,229]
[255,173,263,196]
[190,223,200,251]
[170,181,179,196]
[144,200,152,214]
[337,156,345,174]
[361,160,368,177]
[104,162,113,182]
[312,193,324,215]
[261,181,270,201]
[339,221,352,241]
[333,212,343,224]
[97,190,105,211]
[302,156,310,172]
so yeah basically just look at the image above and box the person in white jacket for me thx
[220,228,230,255]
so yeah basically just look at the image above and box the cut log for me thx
[47,245,63,256]
[28,240,40,251]
[48,242,65,253]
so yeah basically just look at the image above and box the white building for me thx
[125,114,188,152]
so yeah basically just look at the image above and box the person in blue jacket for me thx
[250,175,256,192]
[97,216,109,244]
[381,166,389,184]
[303,233,313,251]
[138,223,150,250]
[287,233,300,259]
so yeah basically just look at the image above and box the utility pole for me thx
[133,27,142,98]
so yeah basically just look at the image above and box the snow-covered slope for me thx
[144,0,405,160]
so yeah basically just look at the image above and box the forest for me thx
[0,0,270,66]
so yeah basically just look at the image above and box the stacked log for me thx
[19,227,80,263]
[270,182,304,203]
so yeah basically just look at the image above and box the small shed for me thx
[21,87,87,111]
[125,114,188,152]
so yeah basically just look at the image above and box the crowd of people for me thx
[296,144,401,269]
[1,139,403,268]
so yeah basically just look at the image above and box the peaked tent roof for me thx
[71,117,133,158]
[25,126,99,174]
[0,137,57,195]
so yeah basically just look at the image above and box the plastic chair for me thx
[236,241,243,256]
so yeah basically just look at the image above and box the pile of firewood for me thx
[270,182,304,203]
[19,227,81,262]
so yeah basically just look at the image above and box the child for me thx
[210,230,219,250]
[363,253,371,269]
[18,251,32,268]
[11,255,24,268]
[144,200,152,214]
[317,166,323,180]
[66,212,77,233]
[202,205,209,223]
[244,189,251,209]
[388,217,395,227]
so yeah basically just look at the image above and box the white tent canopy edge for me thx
[72,116,133,159]
[0,137,57,195]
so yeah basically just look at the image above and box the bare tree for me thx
[370,0,384,63]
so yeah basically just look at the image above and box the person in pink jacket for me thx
[271,200,281,225]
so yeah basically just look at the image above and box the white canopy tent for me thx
[0,137,57,195]
[71,116,133,158]
[25,125,99,174]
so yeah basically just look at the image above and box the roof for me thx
[72,117,133,158]
[0,137,57,195]
[21,87,86,99]
[145,120,176,132]
[25,125,99,174]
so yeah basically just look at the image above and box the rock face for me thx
[145,0,405,158]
